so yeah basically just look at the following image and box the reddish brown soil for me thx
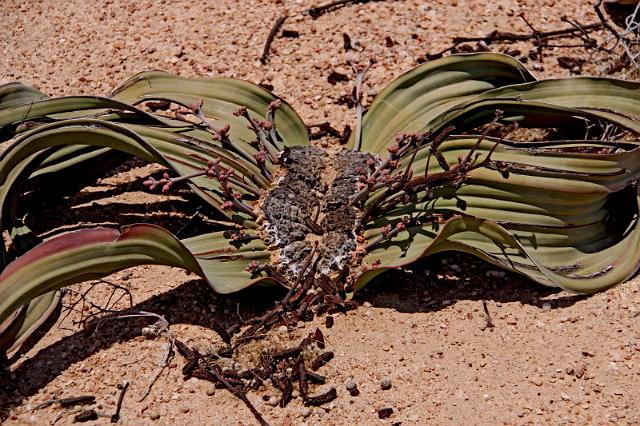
[2,1,640,425]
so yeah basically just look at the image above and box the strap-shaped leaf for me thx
[363,134,640,294]
[353,53,535,154]
[0,96,173,140]
[0,83,48,110]
[0,290,60,354]
[0,224,274,352]
[111,71,309,149]
[426,77,640,136]
[360,197,640,294]
[0,120,263,232]
[354,54,640,294]
[357,53,640,156]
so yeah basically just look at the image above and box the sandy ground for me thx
[2,0,640,425]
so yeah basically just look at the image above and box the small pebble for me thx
[149,412,161,420]
[278,325,289,334]
[542,302,552,311]
[486,270,506,278]
[529,377,543,387]
[362,302,372,308]
[301,407,312,417]
[380,379,392,390]
[267,396,279,406]
[205,386,216,396]
[377,407,393,419]
[346,381,360,396]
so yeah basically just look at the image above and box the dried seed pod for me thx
[74,409,98,423]
[325,315,334,329]
[58,396,96,408]
[311,351,334,371]
[297,357,309,398]
[304,387,337,406]
[313,328,325,349]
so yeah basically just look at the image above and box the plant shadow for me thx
[0,279,287,420]
[25,175,225,241]
[353,251,588,313]
[0,250,590,419]
[1,162,592,419]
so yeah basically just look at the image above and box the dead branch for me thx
[138,340,173,402]
[84,311,174,402]
[348,59,375,151]
[481,300,495,330]
[260,14,287,64]
[111,381,129,423]
[451,21,602,45]
[59,280,133,330]
[260,1,384,62]
[307,0,376,18]
[426,18,603,61]
[175,339,270,426]
[595,0,640,74]
[595,0,623,42]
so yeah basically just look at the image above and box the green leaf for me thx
[111,71,309,149]
[0,82,48,110]
[0,290,60,354]
[427,77,640,136]
[0,96,172,140]
[362,125,640,295]
[360,201,640,294]
[356,53,640,294]
[0,224,275,347]
[354,53,535,154]
[0,120,263,232]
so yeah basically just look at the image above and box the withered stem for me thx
[266,109,284,151]
[247,115,282,164]
[260,14,287,64]
[195,110,260,168]
[349,59,374,151]
[364,226,404,251]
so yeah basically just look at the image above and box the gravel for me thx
[2,1,639,425]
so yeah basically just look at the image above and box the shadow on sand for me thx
[0,250,588,419]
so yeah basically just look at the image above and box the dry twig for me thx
[481,300,495,330]
[260,14,287,64]
[595,0,640,74]
[348,59,375,151]
[307,0,375,18]
[425,18,603,61]
[111,381,129,423]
